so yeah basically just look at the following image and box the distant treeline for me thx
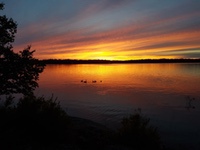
[41,58,200,64]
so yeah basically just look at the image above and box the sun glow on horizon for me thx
[14,27,200,61]
[14,36,198,60]
[5,0,199,60]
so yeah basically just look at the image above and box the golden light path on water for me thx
[38,63,200,97]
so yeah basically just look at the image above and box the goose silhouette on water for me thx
[81,79,102,83]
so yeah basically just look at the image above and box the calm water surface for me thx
[35,63,200,149]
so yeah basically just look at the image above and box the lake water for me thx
[35,63,200,149]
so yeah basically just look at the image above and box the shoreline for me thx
[40,58,200,65]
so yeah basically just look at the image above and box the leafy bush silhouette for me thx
[117,109,162,150]
[0,95,71,149]
[0,96,113,150]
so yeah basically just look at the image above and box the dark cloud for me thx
[156,48,200,58]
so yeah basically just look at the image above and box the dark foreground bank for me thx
[2,95,198,150]
[0,95,163,150]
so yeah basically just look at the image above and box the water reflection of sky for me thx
[37,63,200,96]
[36,64,200,125]
[35,63,200,149]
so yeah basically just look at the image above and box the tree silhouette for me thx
[0,3,45,96]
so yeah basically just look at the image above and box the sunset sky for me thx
[3,0,200,60]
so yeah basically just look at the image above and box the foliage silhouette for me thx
[0,95,113,150]
[0,95,71,149]
[117,109,162,150]
[0,3,45,96]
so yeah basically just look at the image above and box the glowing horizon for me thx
[3,0,200,60]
